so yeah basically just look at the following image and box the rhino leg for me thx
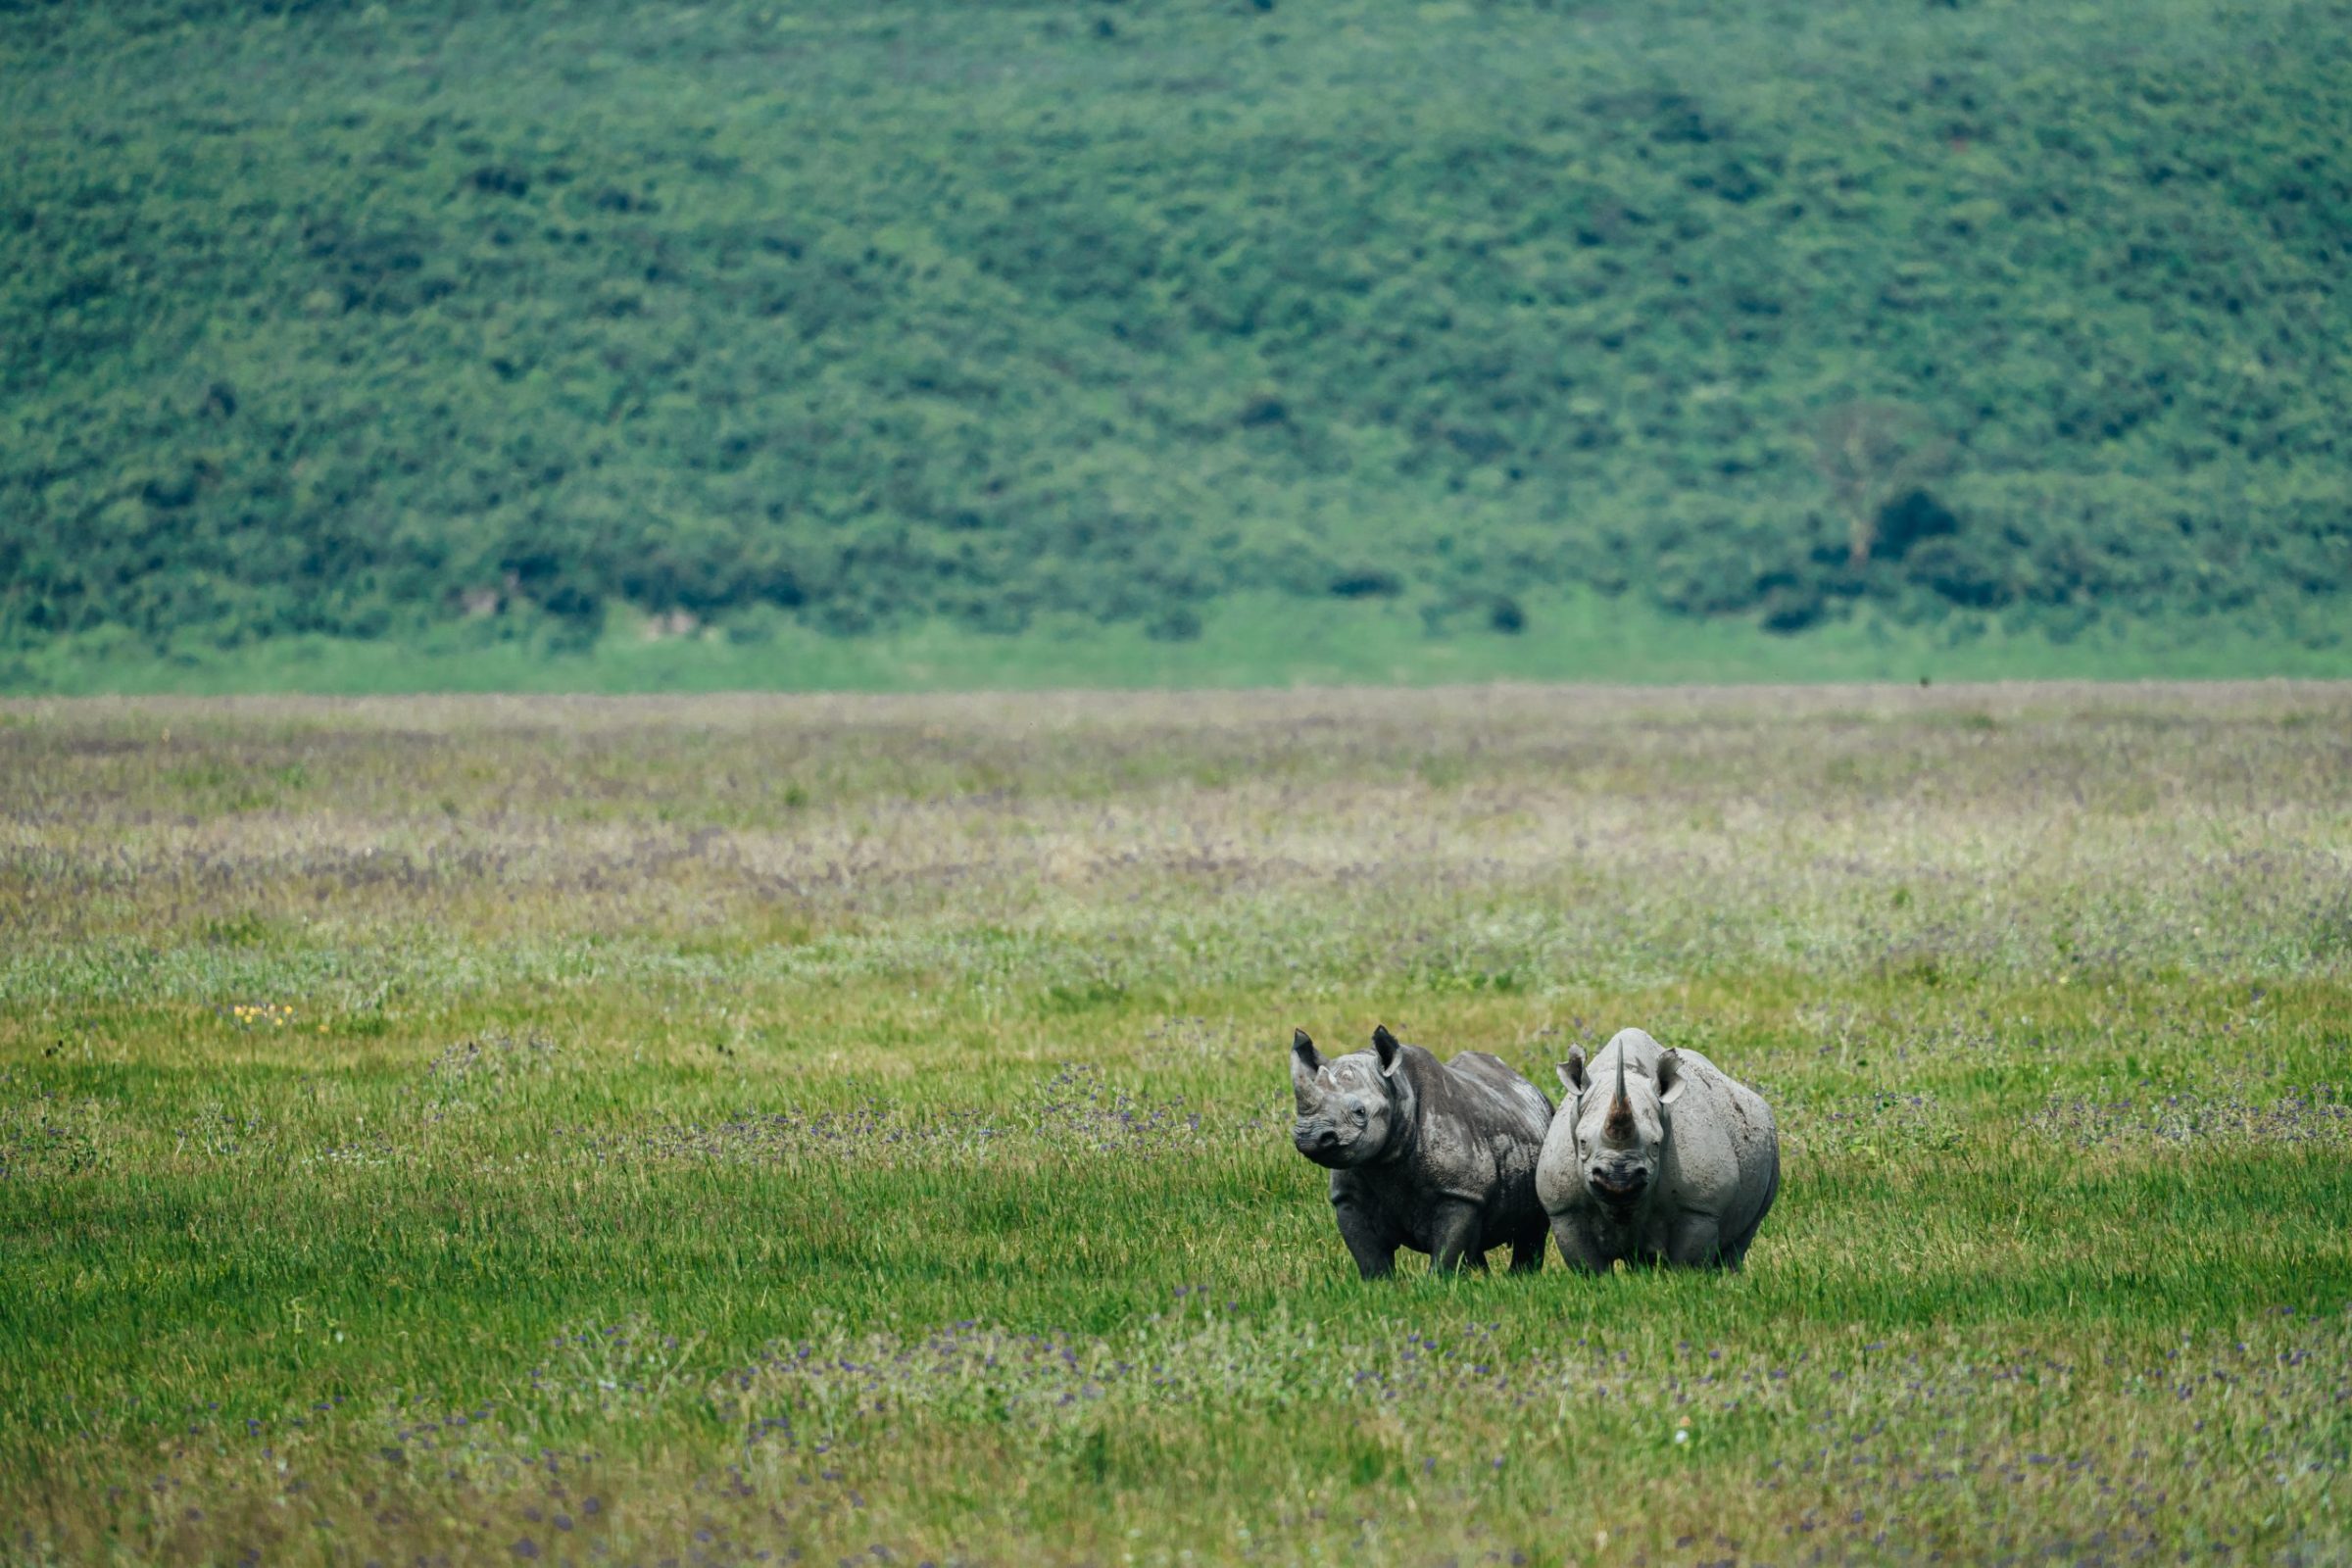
[1547,1217,1614,1275]
[1716,1158,1780,1270]
[1428,1200,1487,1274]
[1664,1212,1725,1269]
[1334,1198,1396,1280]
[1507,1219,1547,1275]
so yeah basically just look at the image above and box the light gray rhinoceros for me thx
[1290,1025,1554,1277]
[1535,1027,1779,1272]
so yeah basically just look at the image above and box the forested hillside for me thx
[3,0,2349,665]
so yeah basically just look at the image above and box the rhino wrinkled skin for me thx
[1535,1027,1780,1272]
[1291,1025,1555,1278]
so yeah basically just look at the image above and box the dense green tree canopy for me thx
[3,0,2347,654]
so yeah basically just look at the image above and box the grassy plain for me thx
[15,592,2352,698]
[2,683,2349,1566]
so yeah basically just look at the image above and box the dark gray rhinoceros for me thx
[1536,1027,1780,1272]
[1290,1025,1554,1277]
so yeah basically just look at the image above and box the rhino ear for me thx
[1291,1030,1324,1102]
[1371,1024,1402,1077]
[1557,1048,1589,1095]
[1658,1048,1688,1104]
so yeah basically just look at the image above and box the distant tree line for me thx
[2,0,2346,655]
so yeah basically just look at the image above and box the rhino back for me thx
[1441,1051,1555,1141]
[1379,1047,1548,1220]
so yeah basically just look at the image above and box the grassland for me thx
[2,683,2349,1566]
[17,591,2352,699]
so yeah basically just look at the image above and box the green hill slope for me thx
[3,0,2348,682]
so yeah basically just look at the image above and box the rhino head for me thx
[1291,1025,1407,1169]
[1556,1043,1686,1208]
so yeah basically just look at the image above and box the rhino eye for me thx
[1353,1107,1368,1125]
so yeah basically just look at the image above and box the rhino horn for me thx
[1602,1046,1636,1148]
[1291,1029,1326,1108]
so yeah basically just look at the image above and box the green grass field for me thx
[3,683,2349,1565]
[13,592,2352,697]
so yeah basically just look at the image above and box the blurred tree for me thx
[1811,402,1954,566]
